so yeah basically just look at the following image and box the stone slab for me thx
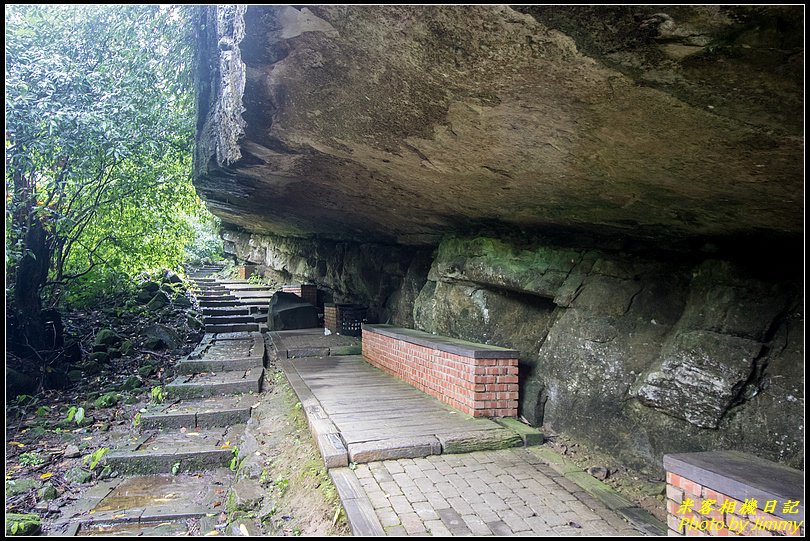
[140,396,254,430]
[347,436,442,463]
[318,433,349,469]
[166,368,263,399]
[437,429,523,454]
[664,450,805,521]
[330,468,386,536]
[175,357,264,375]
[493,417,544,446]
[363,323,519,359]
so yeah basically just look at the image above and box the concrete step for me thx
[140,396,256,430]
[198,299,240,307]
[166,368,264,399]
[198,295,237,302]
[204,323,260,333]
[176,356,264,375]
[202,306,250,316]
[204,314,256,324]
[232,290,277,298]
[105,426,243,475]
[69,471,229,533]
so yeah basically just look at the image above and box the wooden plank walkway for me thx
[281,355,521,464]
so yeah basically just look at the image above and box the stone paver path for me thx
[277,330,662,536]
[355,449,639,536]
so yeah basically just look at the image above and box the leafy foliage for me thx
[5,5,219,350]
[83,447,108,470]
[18,452,45,466]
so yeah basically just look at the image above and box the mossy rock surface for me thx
[6,513,41,536]
[94,329,121,347]
[5,479,39,496]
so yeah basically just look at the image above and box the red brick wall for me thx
[361,328,518,417]
[665,471,804,536]
[282,284,317,307]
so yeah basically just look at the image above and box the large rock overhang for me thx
[193,5,803,250]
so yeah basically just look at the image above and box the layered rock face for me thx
[196,5,803,472]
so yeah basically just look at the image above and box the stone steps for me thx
[105,426,243,475]
[166,368,264,399]
[140,396,255,430]
[176,356,264,375]
[204,322,260,333]
[202,306,250,316]
[204,314,257,324]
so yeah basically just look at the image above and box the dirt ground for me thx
[227,364,350,536]
[543,429,667,523]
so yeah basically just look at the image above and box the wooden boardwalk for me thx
[281,355,522,464]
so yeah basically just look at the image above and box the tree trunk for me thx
[11,218,52,355]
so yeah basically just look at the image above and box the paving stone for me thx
[384,461,405,475]
[487,520,514,536]
[500,509,532,532]
[458,487,485,506]
[525,515,555,534]
[470,502,501,523]
[507,500,535,518]
[388,495,413,514]
[424,469,445,483]
[401,484,426,503]
[392,472,416,488]
[375,506,400,528]
[424,519,452,537]
[462,514,493,536]
[412,501,440,522]
[437,507,472,535]
[384,525,407,536]
[400,511,427,534]
[403,464,425,479]
[413,476,436,494]
[481,492,510,511]
[425,491,451,511]
[354,464,372,479]
[435,481,460,499]
[446,496,474,516]
[379,481,402,496]
[368,491,392,510]
[445,473,470,490]
[412,457,435,471]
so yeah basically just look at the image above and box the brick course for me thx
[282,284,318,307]
[665,466,804,537]
[361,326,518,417]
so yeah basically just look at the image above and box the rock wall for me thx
[412,237,803,473]
[224,229,803,473]
[221,228,431,326]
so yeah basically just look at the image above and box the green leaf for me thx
[171,461,180,475]
[74,407,85,426]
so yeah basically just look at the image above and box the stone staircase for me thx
[188,266,276,334]
[60,265,273,535]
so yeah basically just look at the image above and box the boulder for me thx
[141,324,180,350]
[6,368,38,397]
[267,292,319,331]
[6,479,39,497]
[94,329,120,347]
[164,270,183,284]
[120,340,134,356]
[88,352,109,364]
[140,280,161,294]
[174,294,192,308]
[145,291,170,311]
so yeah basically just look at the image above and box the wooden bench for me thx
[361,324,519,417]
[664,451,804,537]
